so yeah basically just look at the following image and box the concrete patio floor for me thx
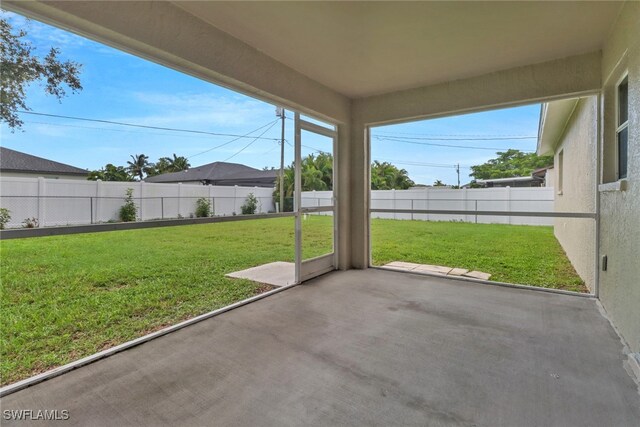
[2,269,639,426]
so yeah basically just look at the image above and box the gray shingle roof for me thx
[0,147,87,176]
[145,161,277,187]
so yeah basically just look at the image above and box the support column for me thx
[336,122,352,270]
[348,117,370,269]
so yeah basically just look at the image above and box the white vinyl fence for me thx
[0,177,555,229]
[302,187,555,226]
[0,177,275,228]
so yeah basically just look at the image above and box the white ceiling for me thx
[174,1,621,98]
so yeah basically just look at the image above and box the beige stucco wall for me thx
[599,1,640,354]
[552,97,597,291]
[545,167,555,188]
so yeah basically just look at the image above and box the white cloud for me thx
[111,91,275,129]
[3,10,88,52]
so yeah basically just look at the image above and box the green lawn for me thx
[1,216,584,385]
[371,218,585,292]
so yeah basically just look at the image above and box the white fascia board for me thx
[537,98,580,155]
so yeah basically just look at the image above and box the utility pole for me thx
[456,163,460,188]
[276,107,286,212]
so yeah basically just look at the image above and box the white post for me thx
[426,188,430,222]
[178,183,182,218]
[392,189,396,220]
[37,177,46,227]
[506,186,512,224]
[209,184,214,216]
[95,180,102,223]
[234,185,238,214]
[463,187,469,223]
[139,181,144,221]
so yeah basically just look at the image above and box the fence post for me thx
[411,199,414,221]
[506,186,512,224]
[90,197,94,224]
[37,177,46,227]
[462,187,468,223]
[161,197,164,219]
[392,189,396,220]
[209,184,214,216]
[139,181,144,221]
[95,180,102,223]
[178,183,182,218]
[425,188,430,222]
[475,200,478,224]
[234,185,238,214]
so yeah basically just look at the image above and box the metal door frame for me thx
[294,113,338,283]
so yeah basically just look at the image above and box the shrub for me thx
[241,193,258,215]
[119,188,137,222]
[0,208,11,229]
[195,197,212,217]
[22,217,39,228]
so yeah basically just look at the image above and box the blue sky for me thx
[1,11,541,186]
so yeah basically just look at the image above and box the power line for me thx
[222,120,280,162]
[286,140,330,155]
[188,120,279,159]
[373,136,535,152]
[260,141,281,155]
[374,131,536,140]
[18,111,281,141]
[22,120,257,141]
[292,142,472,170]
[374,159,472,169]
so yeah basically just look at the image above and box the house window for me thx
[617,76,628,179]
[557,149,564,195]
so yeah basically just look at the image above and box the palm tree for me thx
[167,154,190,172]
[154,154,190,175]
[371,161,414,190]
[127,154,150,180]
[314,152,333,190]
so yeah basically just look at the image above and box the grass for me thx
[371,218,586,292]
[1,216,584,385]
[0,217,331,386]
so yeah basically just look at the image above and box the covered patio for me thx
[2,269,639,426]
[2,1,639,424]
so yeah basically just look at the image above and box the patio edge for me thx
[0,281,299,397]
[371,266,595,298]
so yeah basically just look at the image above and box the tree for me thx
[370,161,414,190]
[87,164,133,181]
[147,153,190,176]
[470,149,553,180]
[148,157,170,177]
[433,180,446,187]
[273,154,414,211]
[167,154,190,172]
[1,15,82,130]
[127,154,153,180]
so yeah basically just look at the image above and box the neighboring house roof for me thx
[145,161,277,187]
[532,165,553,179]
[537,98,580,156]
[0,147,87,176]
